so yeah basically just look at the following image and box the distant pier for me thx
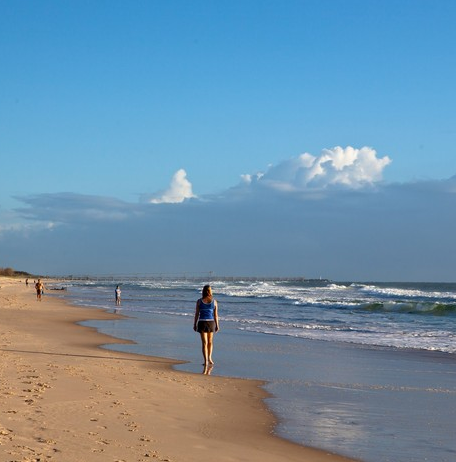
[57,273,329,284]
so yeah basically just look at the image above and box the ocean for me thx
[52,278,456,462]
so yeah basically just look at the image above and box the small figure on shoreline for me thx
[193,285,219,367]
[115,285,121,306]
[35,279,44,301]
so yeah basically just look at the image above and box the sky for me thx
[1,0,456,281]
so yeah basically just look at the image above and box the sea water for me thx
[53,278,456,462]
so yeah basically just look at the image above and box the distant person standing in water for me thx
[115,285,121,306]
[35,279,44,301]
[193,285,219,366]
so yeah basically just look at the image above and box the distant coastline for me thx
[53,273,330,283]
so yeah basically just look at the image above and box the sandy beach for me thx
[0,277,356,462]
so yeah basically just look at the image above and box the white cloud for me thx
[148,169,195,204]
[249,146,391,191]
[240,172,264,185]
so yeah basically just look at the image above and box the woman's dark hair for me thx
[202,284,212,301]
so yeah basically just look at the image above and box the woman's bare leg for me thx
[200,332,209,364]
[207,332,214,364]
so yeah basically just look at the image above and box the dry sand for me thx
[0,277,357,462]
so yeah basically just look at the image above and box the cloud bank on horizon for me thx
[1,146,455,282]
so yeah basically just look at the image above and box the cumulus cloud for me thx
[147,169,195,204]
[245,146,391,192]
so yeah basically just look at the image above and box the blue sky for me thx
[1,1,456,281]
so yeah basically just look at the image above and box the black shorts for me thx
[197,320,216,333]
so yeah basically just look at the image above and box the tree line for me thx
[0,267,32,277]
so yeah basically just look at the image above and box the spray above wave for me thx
[355,283,456,301]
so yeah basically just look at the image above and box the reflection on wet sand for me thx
[203,364,214,375]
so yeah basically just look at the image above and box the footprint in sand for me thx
[0,427,13,443]
[126,421,139,432]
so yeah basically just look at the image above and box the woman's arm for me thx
[193,300,200,331]
[214,300,219,332]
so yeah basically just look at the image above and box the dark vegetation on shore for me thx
[0,267,32,277]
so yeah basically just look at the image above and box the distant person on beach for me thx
[35,279,44,301]
[115,285,121,306]
[193,285,219,367]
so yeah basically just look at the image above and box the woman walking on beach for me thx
[193,285,219,367]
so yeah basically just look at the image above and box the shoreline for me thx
[0,277,357,461]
